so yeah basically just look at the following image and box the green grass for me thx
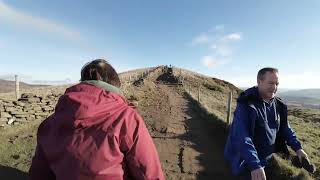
[0,68,319,179]
[203,82,224,92]
[186,88,318,179]
[0,119,41,173]
[287,110,320,179]
[260,107,320,180]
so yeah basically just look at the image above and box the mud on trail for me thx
[131,73,233,180]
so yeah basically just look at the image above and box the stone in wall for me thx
[0,92,61,126]
[0,111,12,118]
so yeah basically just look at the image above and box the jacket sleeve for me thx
[120,109,165,180]
[231,103,262,171]
[282,122,302,152]
[29,144,55,180]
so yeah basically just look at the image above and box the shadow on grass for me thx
[181,92,233,179]
[182,91,313,180]
[0,165,28,180]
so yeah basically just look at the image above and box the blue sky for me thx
[0,0,320,89]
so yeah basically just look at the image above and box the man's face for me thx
[257,71,279,100]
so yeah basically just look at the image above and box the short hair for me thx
[257,67,279,81]
[80,59,121,87]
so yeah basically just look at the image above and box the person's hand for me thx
[251,167,266,180]
[296,149,309,162]
[295,149,316,173]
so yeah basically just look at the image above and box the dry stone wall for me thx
[0,93,62,126]
[0,66,164,127]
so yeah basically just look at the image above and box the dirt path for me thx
[0,68,317,180]
[136,83,233,180]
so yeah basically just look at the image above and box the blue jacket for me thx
[224,87,302,175]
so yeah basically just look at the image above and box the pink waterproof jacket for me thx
[29,82,164,180]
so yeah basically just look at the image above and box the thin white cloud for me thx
[201,55,229,69]
[223,33,241,41]
[210,44,233,57]
[191,33,211,45]
[208,33,241,57]
[201,56,218,68]
[191,26,242,69]
[191,31,242,47]
[0,1,82,41]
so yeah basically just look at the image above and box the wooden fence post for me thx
[198,85,200,102]
[15,75,20,100]
[226,91,233,129]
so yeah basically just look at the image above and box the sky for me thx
[0,0,320,89]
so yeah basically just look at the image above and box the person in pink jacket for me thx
[29,59,165,180]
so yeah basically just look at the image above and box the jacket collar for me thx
[238,86,286,107]
[81,80,122,95]
[237,86,261,103]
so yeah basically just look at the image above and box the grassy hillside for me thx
[0,66,318,179]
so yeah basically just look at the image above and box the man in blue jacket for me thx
[224,67,309,180]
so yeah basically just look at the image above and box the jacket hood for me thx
[237,86,261,103]
[238,86,285,106]
[53,81,128,129]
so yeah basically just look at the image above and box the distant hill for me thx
[278,89,320,99]
[278,89,320,109]
[0,79,49,93]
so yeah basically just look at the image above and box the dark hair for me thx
[80,59,121,87]
[257,67,279,81]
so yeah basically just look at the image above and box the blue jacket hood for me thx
[237,86,261,103]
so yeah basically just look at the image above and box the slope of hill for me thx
[0,66,318,180]
[278,89,320,109]
[279,89,320,99]
[280,95,320,109]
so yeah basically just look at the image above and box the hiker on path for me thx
[224,67,310,180]
[29,59,164,180]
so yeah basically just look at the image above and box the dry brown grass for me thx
[173,67,240,122]
[0,66,319,180]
